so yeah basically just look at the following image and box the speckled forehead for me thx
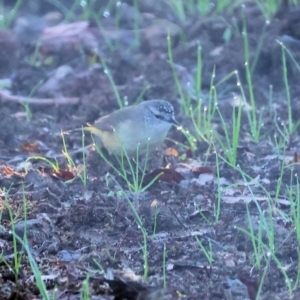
[159,104,174,114]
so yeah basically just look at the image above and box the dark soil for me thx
[1,0,300,299]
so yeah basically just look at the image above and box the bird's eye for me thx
[154,114,164,120]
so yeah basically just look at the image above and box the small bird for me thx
[86,100,178,156]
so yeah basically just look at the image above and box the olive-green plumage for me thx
[87,100,178,156]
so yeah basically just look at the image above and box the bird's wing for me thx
[93,106,141,133]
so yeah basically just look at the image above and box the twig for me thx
[0,89,79,105]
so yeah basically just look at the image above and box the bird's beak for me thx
[171,116,179,125]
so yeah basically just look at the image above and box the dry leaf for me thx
[52,169,75,181]
[191,166,214,177]
[143,168,184,185]
[164,147,178,157]
[20,141,41,153]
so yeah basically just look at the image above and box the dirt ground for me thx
[1,0,300,299]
